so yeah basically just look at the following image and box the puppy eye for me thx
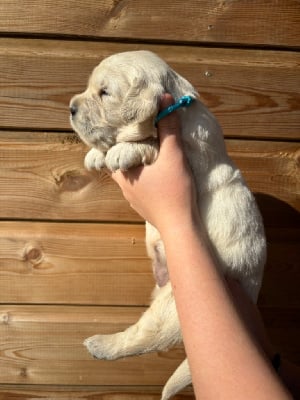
[99,88,109,97]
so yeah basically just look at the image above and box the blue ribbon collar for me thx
[155,95,195,126]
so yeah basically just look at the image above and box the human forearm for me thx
[161,221,292,400]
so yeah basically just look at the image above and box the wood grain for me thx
[0,221,299,308]
[0,39,299,139]
[0,305,299,388]
[226,140,300,213]
[0,131,137,222]
[0,0,299,47]
[0,132,298,221]
[0,221,152,306]
[0,305,187,386]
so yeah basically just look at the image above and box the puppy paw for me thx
[105,141,158,172]
[105,143,136,171]
[84,148,106,171]
[84,334,120,360]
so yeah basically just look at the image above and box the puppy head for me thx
[70,50,198,151]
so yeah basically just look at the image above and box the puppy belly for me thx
[153,258,169,287]
[151,240,169,287]
[146,223,169,287]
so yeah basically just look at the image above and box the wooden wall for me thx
[0,1,299,398]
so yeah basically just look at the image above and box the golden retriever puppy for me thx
[70,50,266,399]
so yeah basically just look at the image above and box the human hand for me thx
[110,94,198,235]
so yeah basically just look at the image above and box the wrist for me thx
[159,215,213,269]
[159,209,202,243]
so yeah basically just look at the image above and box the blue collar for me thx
[155,95,195,126]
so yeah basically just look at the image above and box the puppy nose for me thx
[70,104,78,117]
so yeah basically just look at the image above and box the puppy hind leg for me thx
[84,283,181,360]
[161,358,192,400]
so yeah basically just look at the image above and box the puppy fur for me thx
[70,50,266,399]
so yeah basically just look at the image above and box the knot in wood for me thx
[54,170,91,192]
[23,242,44,266]
[19,367,28,378]
[0,312,10,325]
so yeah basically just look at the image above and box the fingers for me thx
[110,165,143,187]
[157,94,182,154]
[110,168,127,186]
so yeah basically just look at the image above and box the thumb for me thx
[157,94,182,153]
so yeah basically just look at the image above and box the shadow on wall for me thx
[255,193,300,364]
[255,193,299,229]
[255,193,299,307]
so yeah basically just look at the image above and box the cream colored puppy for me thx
[70,50,266,399]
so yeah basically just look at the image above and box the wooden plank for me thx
[0,305,299,388]
[0,221,153,306]
[0,305,187,386]
[0,385,194,399]
[0,38,299,139]
[0,132,298,221]
[0,221,299,308]
[0,131,138,222]
[226,140,300,214]
[0,0,299,48]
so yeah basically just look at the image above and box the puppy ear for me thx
[121,77,163,124]
[165,69,198,101]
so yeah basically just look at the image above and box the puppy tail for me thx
[161,357,192,400]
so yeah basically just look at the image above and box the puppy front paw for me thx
[84,148,106,171]
[105,140,158,172]
[105,143,136,171]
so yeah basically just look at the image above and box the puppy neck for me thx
[116,118,157,143]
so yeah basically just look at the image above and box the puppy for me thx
[70,50,266,399]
